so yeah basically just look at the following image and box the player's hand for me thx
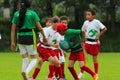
[81,41,85,49]
[63,51,67,57]
[53,44,58,48]
[11,42,16,51]
[43,37,48,44]
[95,35,99,41]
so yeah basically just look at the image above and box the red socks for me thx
[32,68,40,79]
[81,63,98,74]
[68,67,79,80]
[57,66,62,78]
[81,69,84,74]
[94,62,98,74]
[81,66,95,76]
[55,66,62,78]
[48,65,55,78]
[60,63,64,74]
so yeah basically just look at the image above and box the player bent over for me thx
[29,16,64,80]
[56,23,98,80]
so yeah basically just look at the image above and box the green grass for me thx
[0,52,120,80]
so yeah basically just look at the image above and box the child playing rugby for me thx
[56,23,98,80]
[78,9,107,79]
[29,16,64,80]
[59,16,69,80]
[11,0,47,80]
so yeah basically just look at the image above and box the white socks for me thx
[25,58,37,74]
[22,58,29,72]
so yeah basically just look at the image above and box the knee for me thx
[30,55,36,58]
[68,66,73,70]
[79,61,85,68]
[54,61,60,67]
[80,64,85,68]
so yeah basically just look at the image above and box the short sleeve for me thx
[12,12,18,24]
[67,29,81,34]
[33,12,40,22]
[96,20,105,29]
[44,28,49,39]
[56,33,61,42]
[81,21,86,31]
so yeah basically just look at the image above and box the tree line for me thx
[0,0,120,52]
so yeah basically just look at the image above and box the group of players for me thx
[11,0,107,80]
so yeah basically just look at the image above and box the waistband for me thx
[87,38,96,42]
[19,29,33,32]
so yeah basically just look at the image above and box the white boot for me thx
[78,73,84,79]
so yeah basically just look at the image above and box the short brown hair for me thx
[86,9,96,15]
[60,16,69,22]
[52,16,60,23]
[46,18,52,23]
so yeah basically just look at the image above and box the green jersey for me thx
[64,29,83,52]
[12,9,40,36]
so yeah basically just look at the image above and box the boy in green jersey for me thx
[56,23,98,80]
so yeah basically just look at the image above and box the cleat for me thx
[93,74,98,80]
[52,76,58,80]
[28,77,36,80]
[78,73,84,79]
[21,72,28,80]
[63,74,67,80]
[59,78,64,80]
[46,77,53,80]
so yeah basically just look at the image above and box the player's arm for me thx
[49,33,61,48]
[36,22,47,43]
[11,24,16,51]
[69,29,85,42]
[96,27,107,41]
[47,41,59,48]
[81,30,86,43]
[96,20,107,40]
[80,30,86,49]
[81,22,87,48]
[68,29,81,34]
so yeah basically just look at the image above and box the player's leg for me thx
[25,55,37,74]
[60,62,66,79]
[47,60,55,79]
[79,61,98,80]
[68,60,79,80]
[25,45,37,74]
[68,53,79,80]
[53,56,63,80]
[31,58,43,79]
[21,53,29,80]
[18,44,29,80]
[59,51,66,79]
[47,49,56,79]
[21,53,29,73]
[78,51,98,80]
[92,44,100,74]
[78,69,84,79]
[78,43,90,79]
[93,55,98,74]
[47,49,63,80]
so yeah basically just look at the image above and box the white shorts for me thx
[18,44,37,55]
[59,55,65,63]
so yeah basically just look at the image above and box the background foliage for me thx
[0,0,120,52]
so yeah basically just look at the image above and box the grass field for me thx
[0,52,120,80]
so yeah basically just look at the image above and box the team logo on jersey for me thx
[52,39,57,44]
[88,29,98,37]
